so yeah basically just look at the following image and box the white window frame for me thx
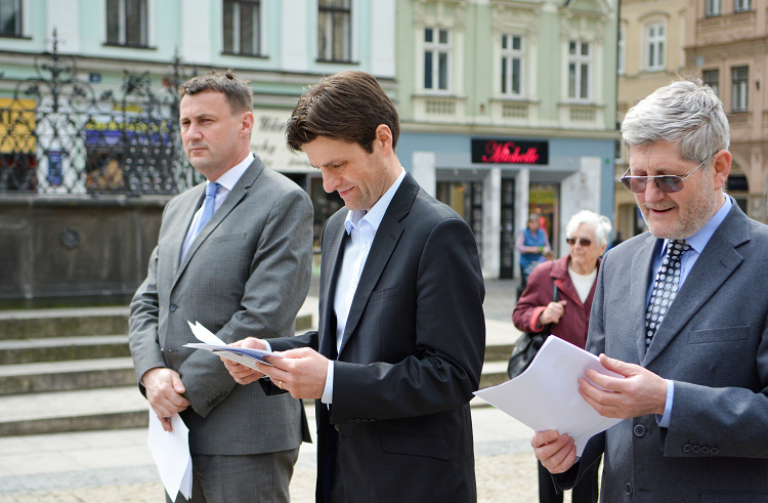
[703,68,720,97]
[106,0,148,47]
[317,0,352,62]
[568,40,591,101]
[500,34,524,96]
[223,0,261,56]
[0,0,21,37]
[424,27,451,93]
[618,25,625,76]
[735,0,751,12]
[645,23,665,71]
[705,0,721,17]
[732,66,749,112]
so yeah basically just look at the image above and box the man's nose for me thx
[321,168,339,194]
[643,178,666,202]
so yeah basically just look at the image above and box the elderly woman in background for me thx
[512,209,612,503]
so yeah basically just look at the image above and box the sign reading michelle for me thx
[471,138,549,165]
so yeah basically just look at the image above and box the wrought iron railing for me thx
[0,30,199,196]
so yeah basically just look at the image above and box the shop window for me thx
[732,66,748,112]
[424,27,451,92]
[317,0,351,62]
[223,0,261,56]
[500,34,524,96]
[106,0,148,47]
[0,0,21,37]
[568,41,591,101]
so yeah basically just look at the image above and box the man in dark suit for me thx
[129,71,313,503]
[532,79,768,501]
[223,71,486,503]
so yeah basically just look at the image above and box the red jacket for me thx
[512,254,600,349]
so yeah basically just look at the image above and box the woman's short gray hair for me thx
[621,78,729,163]
[566,210,612,248]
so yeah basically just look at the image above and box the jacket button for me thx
[692,446,701,454]
[625,483,633,495]
[169,304,177,312]
[711,447,719,455]
[701,447,710,454]
[683,444,692,453]
[633,424,646,437]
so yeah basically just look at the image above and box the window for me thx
[424,27,450,92]
[618,26,625,75]
[500,34,523,96]
[703,69,720,97]
[705,0,721,17]
[317,0,351,62]
[735,0,751,11]
[223,0,261,56]
[0,0,20,37]
[732,66,749,112]
[568,41,591,100]
[646,23,665,71]
[106,0,147,47]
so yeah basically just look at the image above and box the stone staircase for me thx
[0,306,514,437]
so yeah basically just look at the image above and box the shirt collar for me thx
[344,168,406,235]
[211,153,254,192]
[661,195,732,256]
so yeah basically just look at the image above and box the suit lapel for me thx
[319,214,349,359]
[643,204,749,366]
[631,235,662,364]
[173,159,265,288]
[172,186,205,278]
[337,174,418,356]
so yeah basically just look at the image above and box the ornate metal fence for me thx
[0,33,198,196]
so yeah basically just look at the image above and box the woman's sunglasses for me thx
[566,237,592,247]
[620,155,714,194]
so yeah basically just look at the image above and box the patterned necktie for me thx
[645,239,690,347]
[194,182,220,239]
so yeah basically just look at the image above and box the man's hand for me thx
[539,300,567,325]
[221,338,268,384]
[256,347,329,400]
[142,367,190,432]
[578,354,667,419]
[531,430,577,474]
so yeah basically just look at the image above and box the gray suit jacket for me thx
[129,157,313,455]
[562,201,768,502]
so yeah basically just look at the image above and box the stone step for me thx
[0,386,150,437]
[0,307,314,340]
[480,360,509,389]
[0,357,137,396]
[0,335,131,365]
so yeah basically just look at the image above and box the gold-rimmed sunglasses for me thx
[620,153,716,194]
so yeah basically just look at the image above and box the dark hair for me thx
[286,71,399,153]
[178,69,253,114]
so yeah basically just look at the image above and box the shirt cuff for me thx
[656,379,675,428]
[321,360,334,404]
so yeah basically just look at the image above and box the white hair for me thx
[566,210,612,248]
[621,78,729,163]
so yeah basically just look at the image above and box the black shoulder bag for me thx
[507,283,559,379]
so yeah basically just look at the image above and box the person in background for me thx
[516,212,552,291]
[513,209,611,503]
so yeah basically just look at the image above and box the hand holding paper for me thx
[184,321,282,369]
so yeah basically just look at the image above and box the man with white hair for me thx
[532,79,768,501]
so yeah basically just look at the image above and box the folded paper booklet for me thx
[184,321,281,369]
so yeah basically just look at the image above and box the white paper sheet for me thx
[184,321,281,369]
[147,412,193,502]
[474,335,623,456]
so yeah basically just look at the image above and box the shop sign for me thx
[0,98,36,154]
[471,138,548,165]
[250,109,311,172]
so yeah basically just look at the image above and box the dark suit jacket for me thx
[267,173,486,503]
[129,157,313,455]
[559,200,768,502]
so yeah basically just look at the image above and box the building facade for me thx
[685,0,768,223]
[395,0,619,279]
[615,0,689,239]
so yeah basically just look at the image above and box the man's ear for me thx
[711,149,732,191]
[373,124,393,155]
[241,111,255,137]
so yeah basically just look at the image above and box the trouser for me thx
[538,458,600,503]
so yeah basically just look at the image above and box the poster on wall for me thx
[251,109,311,172]
[471,138,549,165]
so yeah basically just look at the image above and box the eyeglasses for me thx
[566,237,592,247]
[620,154,715,194]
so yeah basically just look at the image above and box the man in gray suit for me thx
[533,79,768,501]
[129,71,313,503]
